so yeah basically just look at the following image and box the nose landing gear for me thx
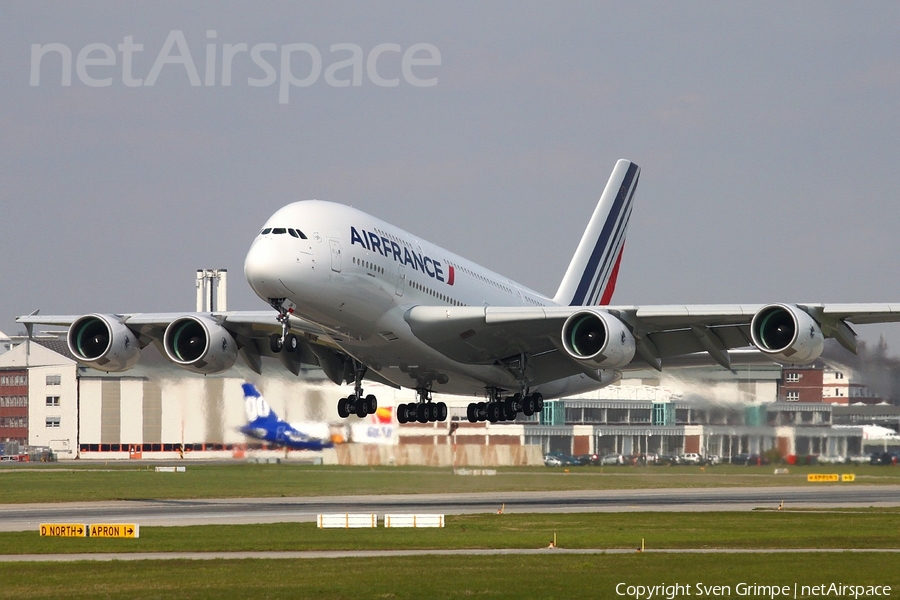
[267,299,299,354]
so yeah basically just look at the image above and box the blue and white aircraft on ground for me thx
[18,160,900,425]
[239,382,336,451]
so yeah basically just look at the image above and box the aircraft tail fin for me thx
[241,382,279,427]
[553,159,640,306]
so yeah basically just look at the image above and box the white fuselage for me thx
[243,200,609,399]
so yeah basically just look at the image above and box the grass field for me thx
[3,464,899,599]
[1,554,897,600]
[2,462,897,504]
[3,511,900,555]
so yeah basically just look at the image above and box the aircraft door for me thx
[396,265,406,297]
[329,240,342,273]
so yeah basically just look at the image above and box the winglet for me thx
[23,310,40,338]
[553,160,640,306]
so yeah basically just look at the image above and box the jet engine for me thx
[750,303,824,364]
[67,314,141,372]
[163,315,238,374]
[561,309,635,368]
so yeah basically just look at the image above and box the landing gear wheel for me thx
[397,403,408,424]
[487,402,500,423]
[437,402,448,422]
[353,394,367,418]
[427,403,438,422]
[337,397,349,419]
[466,403,477,423]
[504,397,517,420]
[270,335,283,353]
[533,393,544,413]
[284,334,299,353]
[365,394,377,414]
[476,402,487,422]
[523,396,536,417]
[416,403,429,424]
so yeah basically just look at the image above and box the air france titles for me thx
[350,227,454,285]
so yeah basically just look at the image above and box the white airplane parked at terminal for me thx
[18,160,900,424]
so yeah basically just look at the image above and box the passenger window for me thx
[272,228,287,234]
[262,228,272,234]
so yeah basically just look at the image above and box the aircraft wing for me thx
[15,311,343,377]
[17,311,332,345]
[403,303,900,376]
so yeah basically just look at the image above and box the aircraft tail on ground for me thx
[239,382,333,450]
[553,159,640,307]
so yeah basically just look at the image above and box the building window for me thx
[46,396,60,407]
[1,417,27,428]
[46,375,61,386]
[0,396,27,407]
[786,391,800,402]
[834,372,844,379]
[46,416,60,428]
[785,373,800,383]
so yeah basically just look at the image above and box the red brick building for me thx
[781,364,880,405]
[0,370,29,446]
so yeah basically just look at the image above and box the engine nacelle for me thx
[67,314,141,372]
[561,309,635,368]
[750,303,824,364]
[163,315,238,374]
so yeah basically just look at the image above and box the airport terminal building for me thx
[0,337,893,464]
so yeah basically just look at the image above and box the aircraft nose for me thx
[244,238,294,300]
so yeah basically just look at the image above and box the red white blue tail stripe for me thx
[554,160,640,307]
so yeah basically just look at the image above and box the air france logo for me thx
[350,226,454,285]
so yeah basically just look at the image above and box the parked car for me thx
[574,454,600,466]
[680,453,702,465]
[744,454,768,466]
[599,453,624,465]
[543,452,579,467]
[655,454,681,466]
[705,454,721,465]
[870,452,899,466]
[729,453,751,465]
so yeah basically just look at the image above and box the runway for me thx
[2,485,899,532]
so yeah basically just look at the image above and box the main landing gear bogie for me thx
[396,401,448,424]
[466,393,544,423]
[337,394,378,419]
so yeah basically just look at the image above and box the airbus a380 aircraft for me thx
[17,160,900,425]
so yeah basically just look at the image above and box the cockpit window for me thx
[288,228,299,238]
[272,228,287,234]
[261,228,272,234]
[296,229,308,239]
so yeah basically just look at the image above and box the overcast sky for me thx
[3,2,900,352]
